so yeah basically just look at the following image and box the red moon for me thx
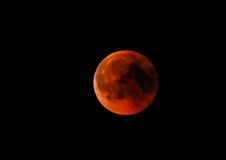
[93,50,158,115]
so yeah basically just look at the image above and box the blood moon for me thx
[93,50,158,115]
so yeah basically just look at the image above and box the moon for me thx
[93,50,158,115]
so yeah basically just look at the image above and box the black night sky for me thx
[8,4,216,157]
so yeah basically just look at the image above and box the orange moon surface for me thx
[93,50,158,115]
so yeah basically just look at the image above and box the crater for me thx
[106,95,112,100]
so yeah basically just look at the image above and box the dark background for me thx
[5,3,219,157]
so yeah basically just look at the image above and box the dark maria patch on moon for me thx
[117,86,125,99]
[117,62,157,94]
